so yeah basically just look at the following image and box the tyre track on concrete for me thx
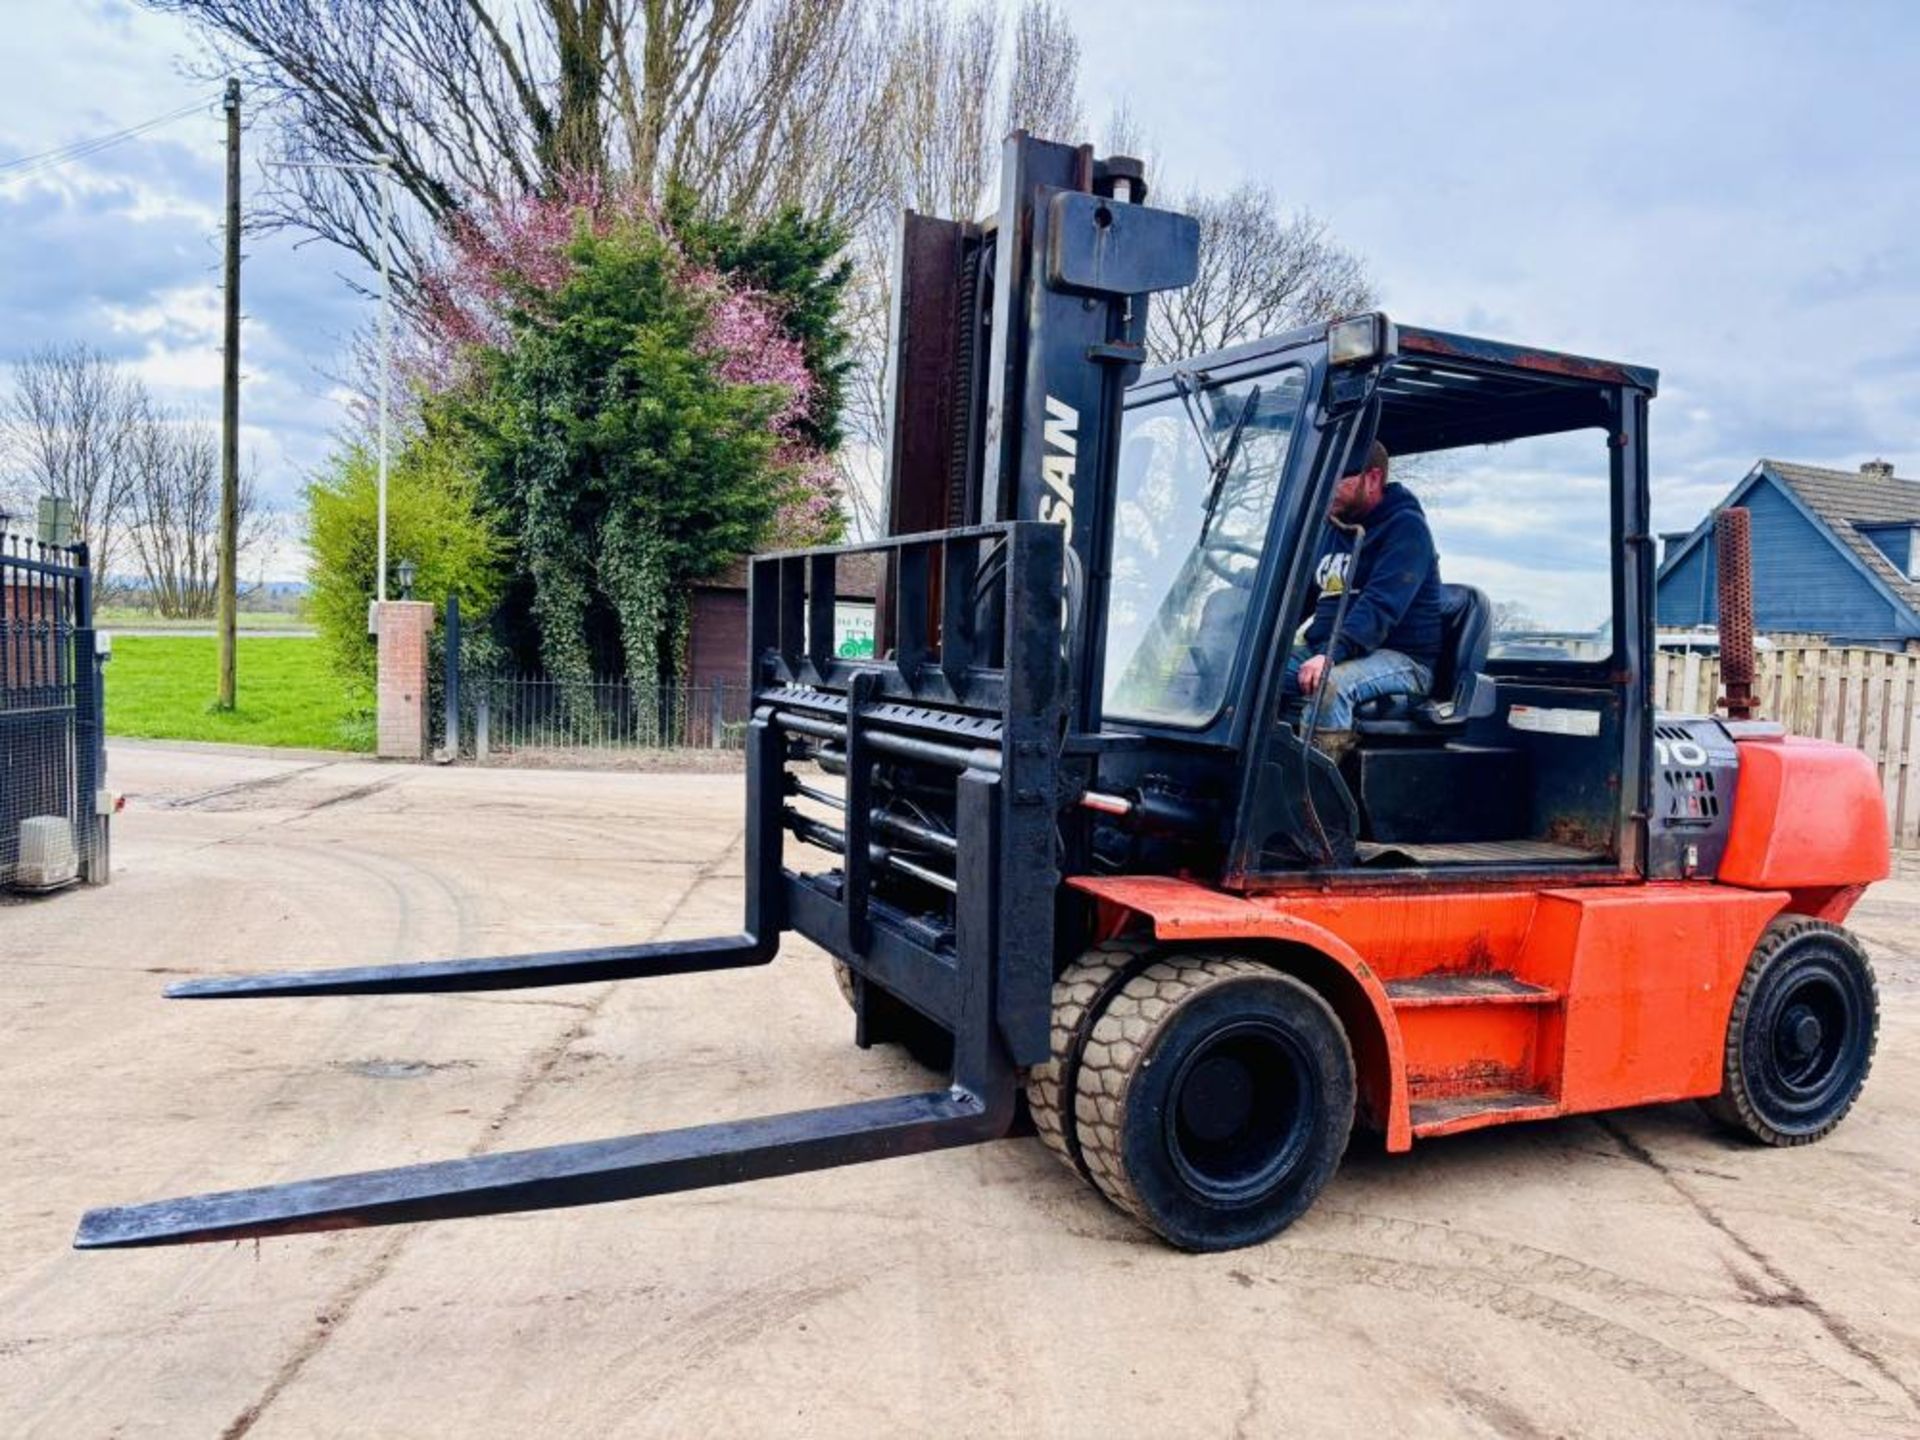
[1252,1245,1805,1438]
[167,765,405,865]
[561,1102,1920,1436]
[590,1162,1917,1438]
[616,1122,1917,1436]
[148,762,339,812]
[4,847,446,1430]
[1311,1207,1919,1436]
[214,823,747,1440]
[616,1237,905,1415]
[16,820,486,1434]
[600,1199,1811,1440]
[1596,1115,1920,1419]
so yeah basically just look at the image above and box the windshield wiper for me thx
[1199,384,1261,536]
[1170,368,1215,458]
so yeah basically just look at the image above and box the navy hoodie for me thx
[1302,482,1443,669]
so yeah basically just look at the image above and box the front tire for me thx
[1702,916,1879,1146]
[1073,955,1354,1251]
[1026,941,1154,1179]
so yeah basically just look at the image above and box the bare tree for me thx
[836,0,1001,537]
[838,0,1084,537]
[147,0,900,297]
[125,412,269,619]
[669,0,897,228]
[1492,598,1539,634]
[1,345,145,588]
[1003,0,1080,141]
[1148,184,1375,365]
[884,0,1002,222]
[1100,100,1153,176]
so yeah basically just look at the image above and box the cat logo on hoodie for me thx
[1314,551,1352,595]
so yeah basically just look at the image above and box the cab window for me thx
[1104,368,1308,725]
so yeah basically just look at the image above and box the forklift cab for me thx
[1100,315,1658,884]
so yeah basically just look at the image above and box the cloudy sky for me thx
[1064,0,1920,625]
[0,1,373,576]
[2,0,1917,593]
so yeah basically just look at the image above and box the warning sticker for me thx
[1507,704,1601,738]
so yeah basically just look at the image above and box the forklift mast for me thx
[881,134,1199,731]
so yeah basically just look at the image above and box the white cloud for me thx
[123,341,223,394]
[100,283,222,342]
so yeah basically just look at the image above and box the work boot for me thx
[1311,729,1357,769]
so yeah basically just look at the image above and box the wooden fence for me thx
[1654,644,1920,847]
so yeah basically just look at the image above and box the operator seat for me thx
[1352,583,1495,737]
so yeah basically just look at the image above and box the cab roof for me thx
[1136,319,1659,456]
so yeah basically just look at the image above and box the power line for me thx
[0,97,216,182]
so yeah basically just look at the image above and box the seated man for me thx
[1284,441,1443,763]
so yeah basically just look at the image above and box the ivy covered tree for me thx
[415,187,843,697]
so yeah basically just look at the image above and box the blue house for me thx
[1657,459,1920,648]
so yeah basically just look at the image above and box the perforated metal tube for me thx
[1715,507,1757,720]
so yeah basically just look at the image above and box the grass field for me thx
[96,606,313,633]
[105,636,373,752]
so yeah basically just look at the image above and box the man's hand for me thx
[1297,653,1329,695]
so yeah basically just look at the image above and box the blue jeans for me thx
[1283,648,1434,732]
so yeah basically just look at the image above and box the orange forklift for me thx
[79,135,1889,1254]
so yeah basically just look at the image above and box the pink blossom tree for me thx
[413,184,841,546]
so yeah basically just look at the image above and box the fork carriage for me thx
[77,520,1080,1248]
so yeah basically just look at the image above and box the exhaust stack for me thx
[1715,506,1757,720]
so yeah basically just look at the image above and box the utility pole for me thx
[217,78,241,711]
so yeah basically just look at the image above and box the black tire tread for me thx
[1703,915,1879,1147]
[1024,940,1155,1180]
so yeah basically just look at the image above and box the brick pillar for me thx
[374,600,435,760]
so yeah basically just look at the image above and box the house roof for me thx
[1659,458,1920,625]
[1761,459,1920,613]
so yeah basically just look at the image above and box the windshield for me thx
[1103,367,1308,726]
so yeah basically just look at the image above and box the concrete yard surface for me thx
[4,745,1920,1438]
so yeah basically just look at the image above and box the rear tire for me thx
[1074,955,1354,1251]
[1701,917,1878,1146]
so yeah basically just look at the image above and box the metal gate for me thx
[1,531,107,890]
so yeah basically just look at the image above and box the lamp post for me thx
[267,155,394,601]
[397,557,417,601]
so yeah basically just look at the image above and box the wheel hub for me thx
[1164,1021,1313,1205]
[1783,1006,1822,1060]
[1763,968,1853,1097]
[1180,1054,1255,1142]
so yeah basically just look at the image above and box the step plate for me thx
[1410,1089,1560,1139]
[1386,973,1559,1007]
